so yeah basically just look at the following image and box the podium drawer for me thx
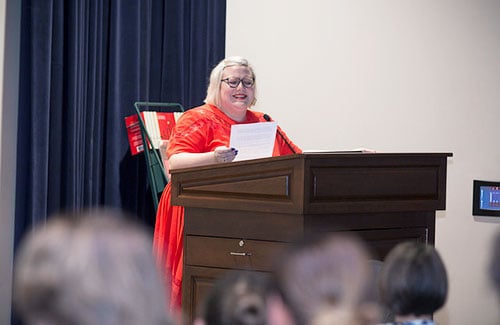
[185,235,288,271]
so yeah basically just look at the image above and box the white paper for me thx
[230,122,277,161]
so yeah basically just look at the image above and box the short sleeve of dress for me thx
[166,104,233,157]
[166,109,210,157]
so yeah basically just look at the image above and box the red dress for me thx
[153,104,301,311]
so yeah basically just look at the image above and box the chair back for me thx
[134,101,185,211]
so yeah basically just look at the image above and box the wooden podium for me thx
[170,152,452,320]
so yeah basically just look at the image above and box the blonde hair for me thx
[204,56,257,107]
[13,209,173,325]
[271,233,381,325]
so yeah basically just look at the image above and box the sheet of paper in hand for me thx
[230,121,277,161]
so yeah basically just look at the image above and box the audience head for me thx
[196,270,268,325]
[13,208,173,325]
[490,230,500,300]
[204,56,257,108]
[268,232,380,325]
[378,241,448,319]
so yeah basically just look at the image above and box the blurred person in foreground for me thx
[153,56,301,312]
[194,270,269,325]
[267,232,381,325]
[13,209,174,325]
[490,230,500,302]
[378,241,448,325]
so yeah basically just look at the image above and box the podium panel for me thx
[170,152,451,322]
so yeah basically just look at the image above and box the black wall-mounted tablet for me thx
[473,180,500,216]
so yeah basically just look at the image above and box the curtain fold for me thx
[14,0,226,248]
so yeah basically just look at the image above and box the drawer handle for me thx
[229,252,252,256]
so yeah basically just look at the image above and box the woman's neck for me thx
[217,104,247,122]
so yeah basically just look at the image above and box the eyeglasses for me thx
[221,77,255,89]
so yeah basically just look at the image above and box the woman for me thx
[14,209,173,325]
[378,241,448,325]
[194,270,269,325]
[490,230,500,302]
[266,233,381,325]
[153,56,301,312]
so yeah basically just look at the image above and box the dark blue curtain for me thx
[14,0,226,247]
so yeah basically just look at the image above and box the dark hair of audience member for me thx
[198,270,269,325]
[13,208,173,325]
[268,232,380,325]
[490,230,500,300]
[378,241,448,318]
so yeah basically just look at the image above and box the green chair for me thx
[134,101,185,212]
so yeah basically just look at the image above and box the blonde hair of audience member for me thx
[268,233,380,325]
[378,241,448,324]
[13,209,173,325]
[195,270,268,325]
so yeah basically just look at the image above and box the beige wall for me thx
[0,0,20,322]
[1,1,499,324]
[227,1,500,324]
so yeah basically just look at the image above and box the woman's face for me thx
[219,65,255,122]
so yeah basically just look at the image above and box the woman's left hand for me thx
[214,146,238,163]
